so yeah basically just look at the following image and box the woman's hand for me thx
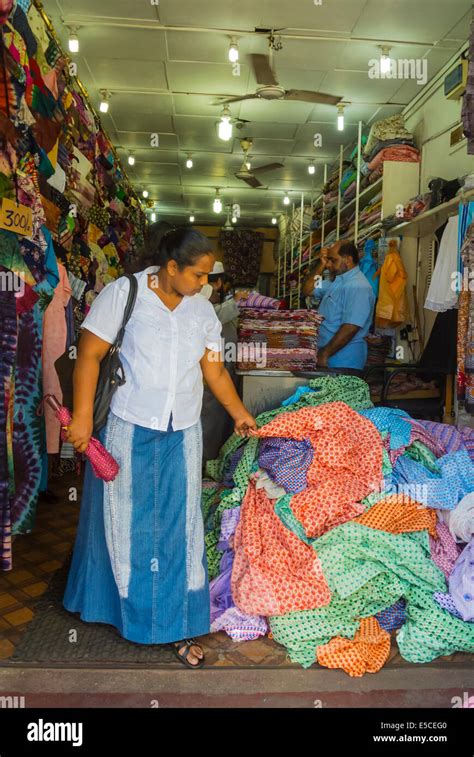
[234,411,257,437]
[64,414,93,454]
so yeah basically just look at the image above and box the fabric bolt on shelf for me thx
[253,402,383,538]
[364,114,414,158]
[392,449,474,510]
[449,539,474,622]
[367,145,420,172]
[355,494,438,538]
[429,521,463,579]
[316,617,391,677]
[231,482,331,617]
[375,599,406,631]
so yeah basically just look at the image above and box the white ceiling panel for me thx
[41,0,472,224]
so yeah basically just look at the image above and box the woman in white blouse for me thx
[62,228,256,668]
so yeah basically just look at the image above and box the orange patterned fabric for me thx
[231,481,331,616]
[254,402,383,538]
[317,617,391,677]
[356,494,438,537]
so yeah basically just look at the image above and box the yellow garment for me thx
[375,240,409,328]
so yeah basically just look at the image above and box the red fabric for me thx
[368,145,420,172]
[253,402,383,538]
[231,481,331,616]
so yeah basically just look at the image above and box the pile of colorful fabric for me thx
[237,309,324,371]
[204,376,474,676]
[0,2,145,569]
[360,114,419,189]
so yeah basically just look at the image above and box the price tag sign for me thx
[0,198,33,237]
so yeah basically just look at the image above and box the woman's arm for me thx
[65,330,112,453]
[201,350,257,436]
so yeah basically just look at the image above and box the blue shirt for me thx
[315,266,375,370]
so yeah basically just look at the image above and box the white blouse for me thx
[80,266,223,431]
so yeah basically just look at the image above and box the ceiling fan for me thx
[234,138,283,188]
[214,46,342,107]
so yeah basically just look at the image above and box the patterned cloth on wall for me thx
[462,10,474,154]
[220,229,264,287]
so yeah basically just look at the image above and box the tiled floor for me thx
[0,472,82,660]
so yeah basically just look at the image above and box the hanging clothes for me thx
[424,216,459,312]
[375,240,409,328]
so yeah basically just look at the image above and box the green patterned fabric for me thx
[404,440,440,473]
[269,523,447,668]
[397,586,474,662]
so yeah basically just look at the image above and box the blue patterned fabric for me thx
[392,449,474,510]
[258,437,314,494]
[375,598,406,631]
[359,407,412,450]
[281,385,315,407]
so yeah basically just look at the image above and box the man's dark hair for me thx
[208,273,223,283]
[338,241,359,265]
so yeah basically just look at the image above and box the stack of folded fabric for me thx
[204,375,474,675]
[360,114,419,189]
[237,308,324,371]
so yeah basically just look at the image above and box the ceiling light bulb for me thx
[128,153,135,166]
[229,40,239,63]
[100,100,109,113]
[283,194,290,206]
[218,108,233,142]
[151,212,156,222]
[189,215,195,223]
[232,216,237,223]
[142,190,149,198]
[245,161,251,170]
[308,163,316,175]
[186,157,193,169]
[337,105,345,131]
[213,197,222,213]
[380,46,392,74]
[272,217,277,225]
[68,31,79,54]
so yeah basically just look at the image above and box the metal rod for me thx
[336,145,343,241]
[298,191,304,301]
[354,120,363,244]
[321,163,327,247]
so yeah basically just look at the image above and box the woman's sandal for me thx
[171,638,205,668]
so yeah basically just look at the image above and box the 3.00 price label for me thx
[0,198,33,237]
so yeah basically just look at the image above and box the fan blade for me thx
[235,173,263,188]
[253,162,284,174]
[249,54,279,86]
[284,89,342,106]
[213,94,258,105]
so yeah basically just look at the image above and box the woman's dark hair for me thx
[153,227,213,270]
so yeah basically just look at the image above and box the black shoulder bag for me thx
[54,273,138,434]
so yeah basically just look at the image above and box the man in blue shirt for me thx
[302,241,375,370]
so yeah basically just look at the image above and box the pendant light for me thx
[228,38,239,63]
[337,103,345,131]
[272,217,277,225]
[213,189,223,214]
[189,214,195,223]
[99,90,110,113]
[151,212,157,222]
[218,106,233,142]
[380,45,392,75]
[68,27,80,54]
[186,155,193,169]
[308,162,316,175]
[128,152,135,166]
[232,214,237,223]
[283,193,290,206]
[142,189,149,199]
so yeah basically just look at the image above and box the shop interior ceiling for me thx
[43,0,471,226]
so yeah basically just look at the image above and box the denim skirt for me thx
[63,412,211,644]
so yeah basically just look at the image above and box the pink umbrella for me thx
[42,395,119,482]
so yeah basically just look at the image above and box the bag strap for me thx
[114,274,138,348]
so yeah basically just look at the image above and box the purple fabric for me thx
[258,437,314,494]
[210,550,234,624]
[375,599,406,631]
[211,607,269,641]
[217,506,241,551]
[433,591,474,621]
[429,521,462,578]
[410,419,468,456]
[449,538,474,621]
[222,446,245,488]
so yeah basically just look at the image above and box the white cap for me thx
[200,283,213,300]
[211,261,225,275]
